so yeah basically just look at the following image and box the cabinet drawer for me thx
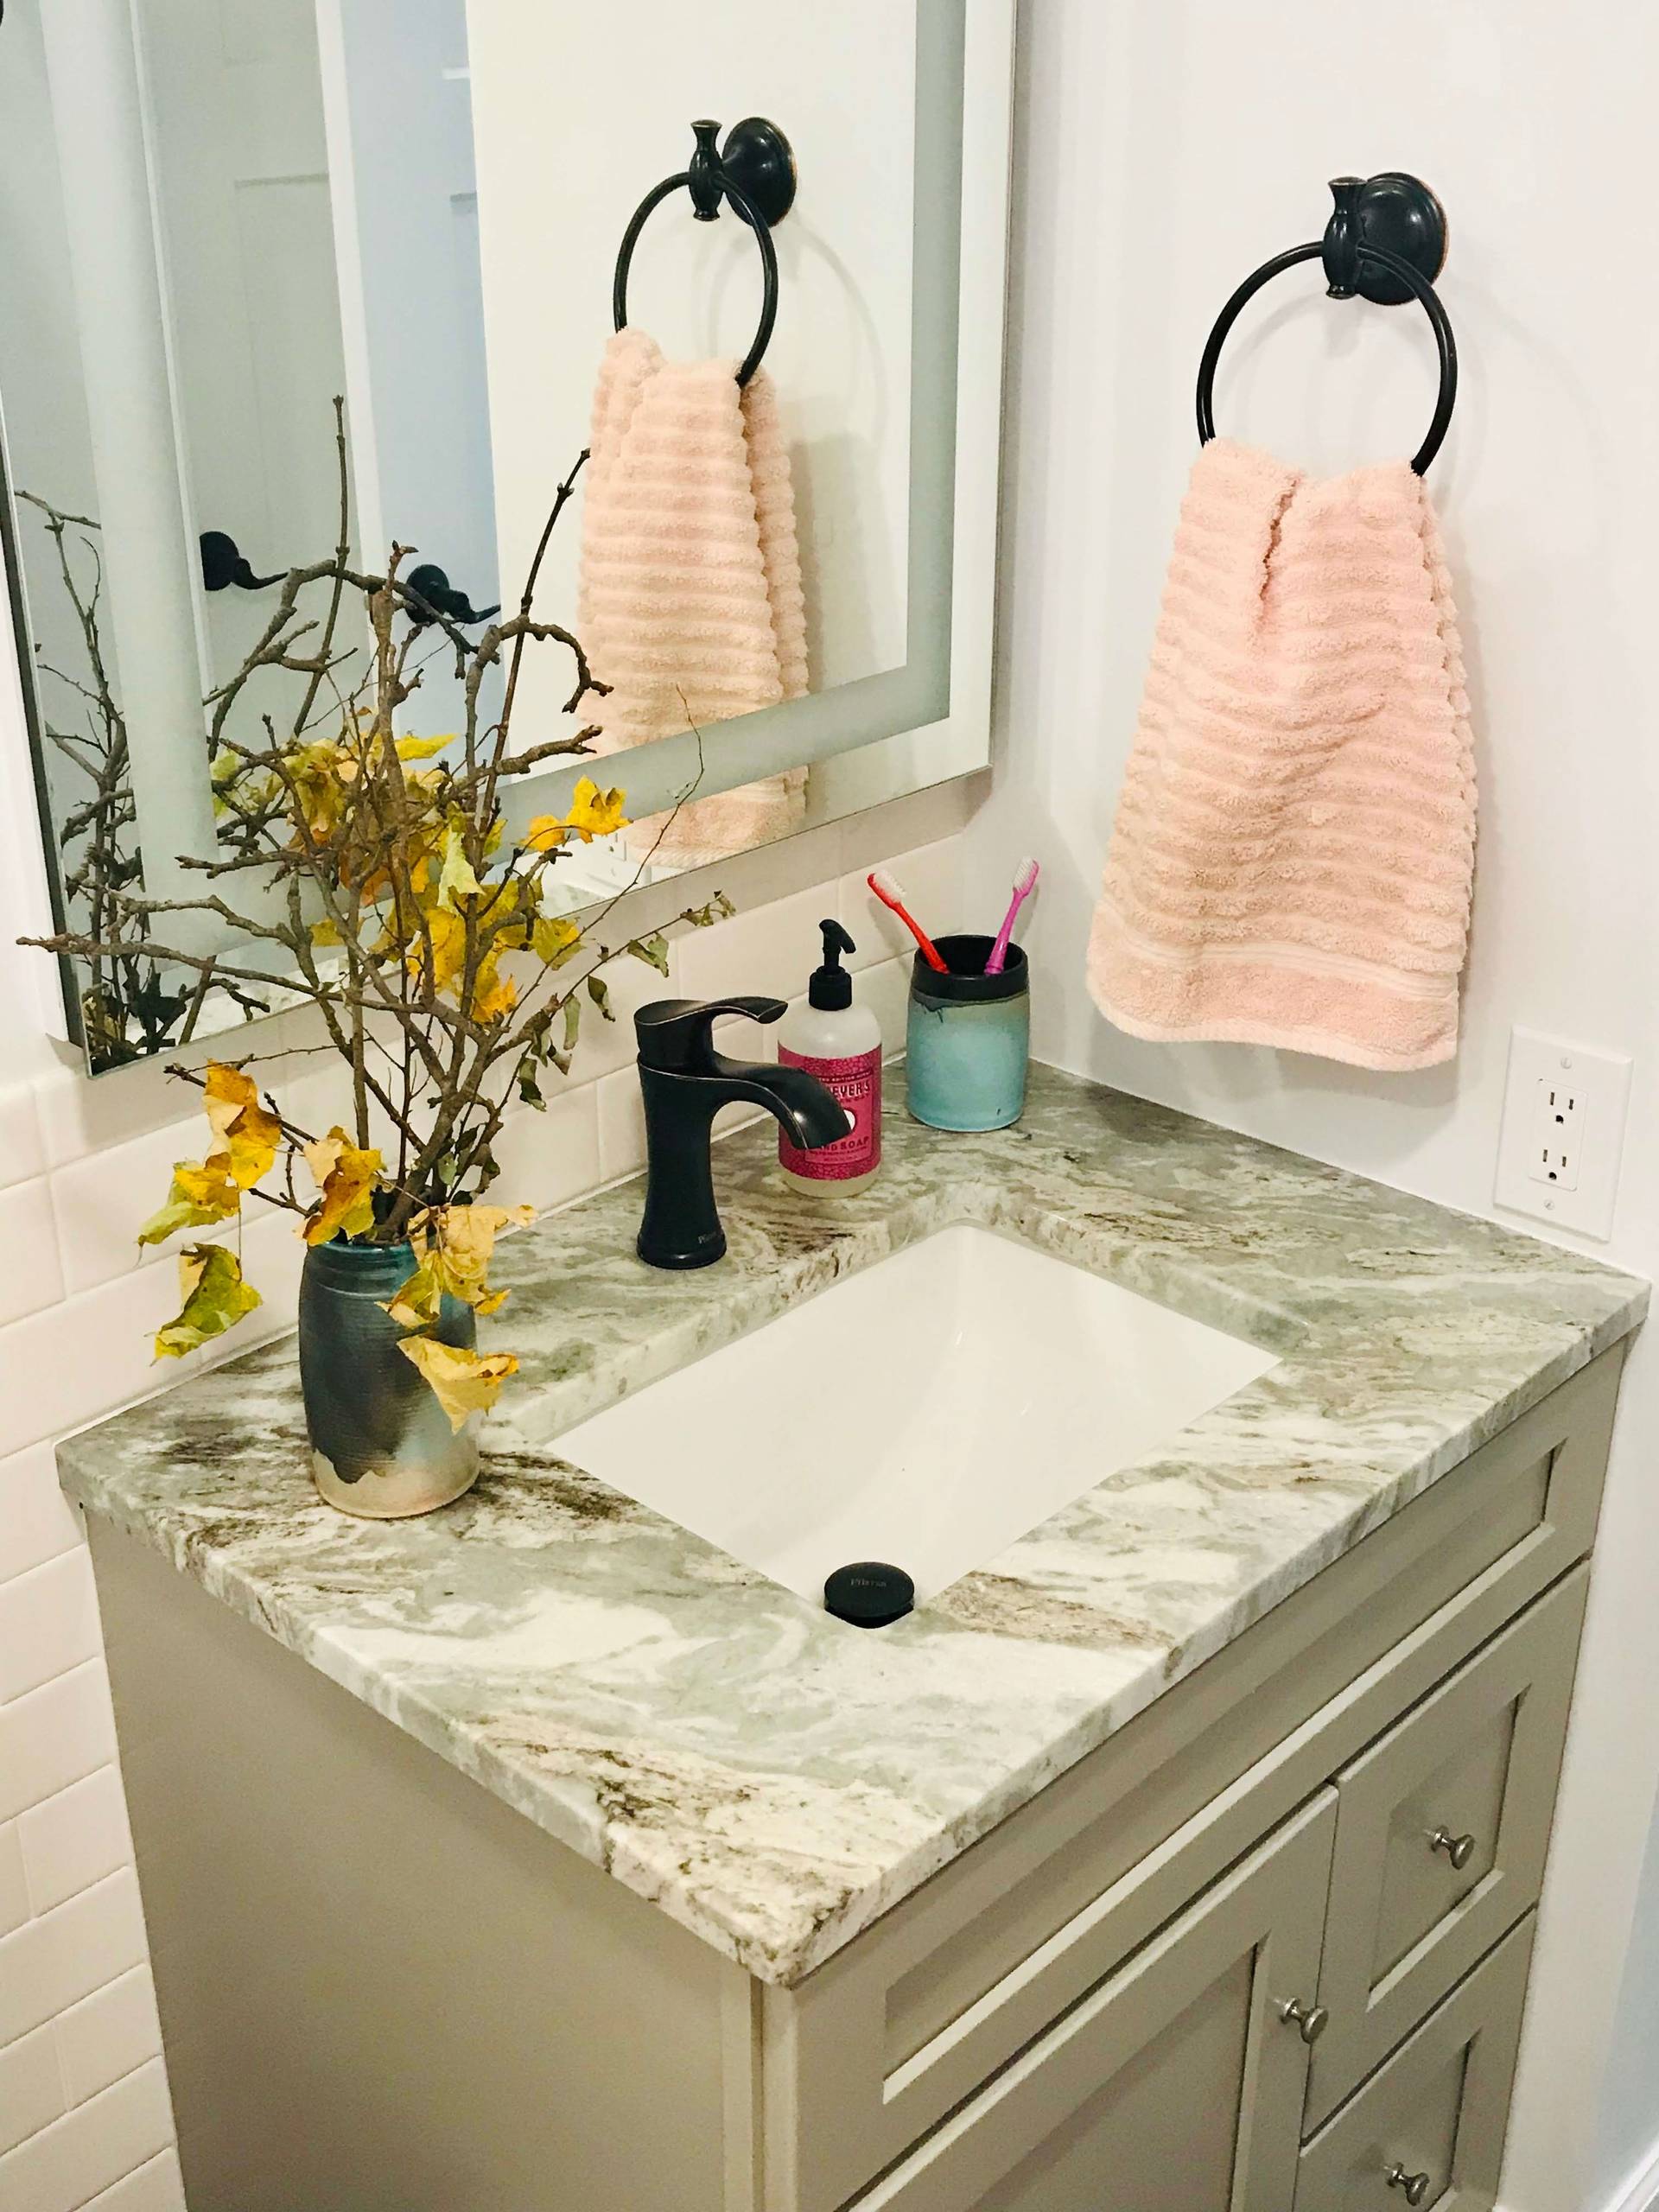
[1297,1916,1535,2212]
[846,1792,1337,2212]
[1306,1571,1585,2126]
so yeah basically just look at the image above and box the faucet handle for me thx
[635,996,785,1073]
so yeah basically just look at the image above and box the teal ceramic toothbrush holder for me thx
[906,934,1030,1132]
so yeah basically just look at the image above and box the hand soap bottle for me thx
[778,919,881,1193]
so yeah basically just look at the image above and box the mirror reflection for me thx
[1,0,988,1069]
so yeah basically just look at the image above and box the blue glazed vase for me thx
[297,1239,480,1518]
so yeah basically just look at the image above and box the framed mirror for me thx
[0,0,1013,1070]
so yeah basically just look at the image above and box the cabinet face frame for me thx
[846,1792,1338,2212]
[1306,1571,1586,2126]
[1297,1916,1537,2212]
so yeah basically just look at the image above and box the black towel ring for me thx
[1196,174,1458,476]
[612,117,797,388]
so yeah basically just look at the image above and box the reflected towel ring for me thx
[1195,175,1458,476]
[612,117,797,387]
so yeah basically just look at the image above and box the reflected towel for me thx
[578,327,808,870]
[1087,439,1476,1070]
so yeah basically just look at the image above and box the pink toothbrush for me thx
[868,868,948,972]
[984,856,1039,974]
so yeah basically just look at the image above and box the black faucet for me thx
[633,997,849,1269]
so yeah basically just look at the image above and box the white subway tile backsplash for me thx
[32,1046,214,1172]
[0,2056,174,2212]
[838,836,968,969]
[0,1182,65,1325]
[566,932,683,1085]
[594,1067,648,1185]
[490,1086,601,1219]
[0,1820,30,1939]
[0,2023,66,2158]
[0,1270,188,1460]
[48,1119,199,1296]
[678,882,832,1007]
[82,2146,187,2212]
[0,1664,118,1826]
[54,1966,163,2106]
[851,957,914,1058]
[19,1769,133,1917]
[0,1445,81,1583]
[0,1080,46,1192]
[0,1549,101,1706]
[0,1871,148,2048]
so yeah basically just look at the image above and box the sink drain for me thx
[823,1561,914,1628]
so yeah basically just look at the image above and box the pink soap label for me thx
[778,1046,882,1181]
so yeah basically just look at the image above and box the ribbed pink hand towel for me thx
[1088,439,1476,1070]
[578,327,808,870]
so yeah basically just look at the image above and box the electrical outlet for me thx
[1530,1074,1582,1192]
[1495,1027,1631,1241]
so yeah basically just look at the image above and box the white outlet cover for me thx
[1495,1027,1632,1242]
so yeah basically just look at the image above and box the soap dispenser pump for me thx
[777,919,882,1192]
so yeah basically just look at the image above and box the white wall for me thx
[976,7,1659,2209]
[0,507,974,2204]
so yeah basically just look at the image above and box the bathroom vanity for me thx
[59,1066,1644,2212]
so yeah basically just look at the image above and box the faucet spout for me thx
[708,1052,851,1152]
[632,997,848,1269]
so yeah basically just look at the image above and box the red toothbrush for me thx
[868,868,948,972]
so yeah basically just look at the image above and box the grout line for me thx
[51,2020,157,2116]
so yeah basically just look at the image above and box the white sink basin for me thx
[552,1224,1280,1610]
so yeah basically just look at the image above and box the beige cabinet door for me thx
[1297,1916,1535,2211]
[1307,1571,1585,2125]
[846,1791,1337,2212]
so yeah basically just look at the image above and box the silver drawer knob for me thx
[1385,2163,1432,2204]
[1429,1826,1476,1871]
[1278,1996,1329,2044]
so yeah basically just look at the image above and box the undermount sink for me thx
[550,1224,1280,1608]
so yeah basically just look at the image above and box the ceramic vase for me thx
[297,1240,480,1518]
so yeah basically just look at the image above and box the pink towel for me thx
[1088,439,1476,1071]
[578,327,808,870]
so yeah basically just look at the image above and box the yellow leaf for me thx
[409,906,468,996]
[155,1243,262,1360]
[413,1203,532,1308]
[566,778,628,841]
[531,914,582,969]
[525,777,629,853]
[472,951,518,1024]
[382,1262,443,1330]
[397,1338,518,1432]
[137,1156,240,1246]
[302,1128,384,1246]
[436,822,483,912]
[200,1063,282,1190]
[393,734,453,761]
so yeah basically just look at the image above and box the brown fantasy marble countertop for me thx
[58,1064,1647,1984]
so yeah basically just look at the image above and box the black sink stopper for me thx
[824,1561,914,1629]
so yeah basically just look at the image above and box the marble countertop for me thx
[58,1065,1646,1985]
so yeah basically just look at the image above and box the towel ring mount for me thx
[612,118,797,387]
[1196,174,1457,475]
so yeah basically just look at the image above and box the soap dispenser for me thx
[777,919,881,1192]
